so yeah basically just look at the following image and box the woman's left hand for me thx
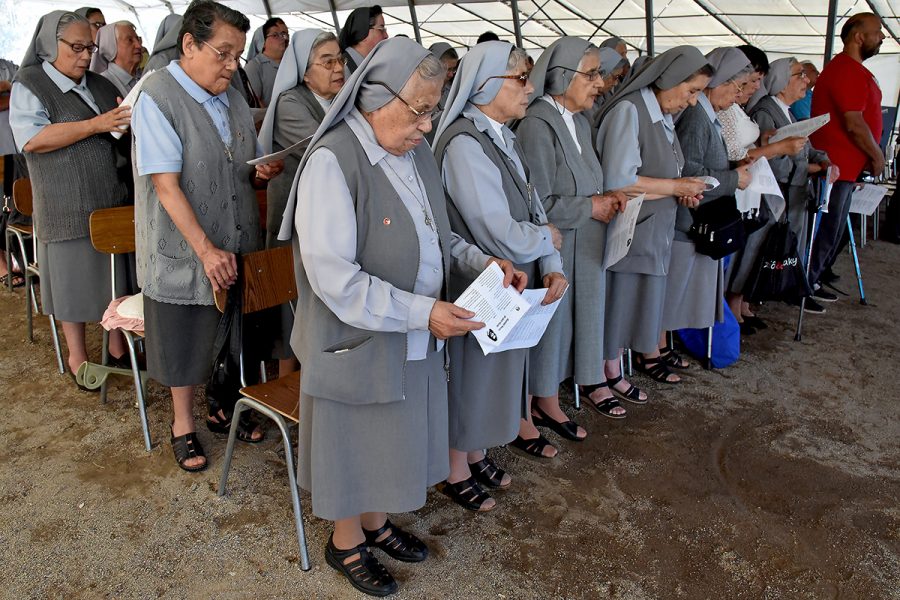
[486,258,528,292]
[541,272,568,305]
[255,160,284,181]
[678,194,702,208]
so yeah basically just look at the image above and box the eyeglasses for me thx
[792,71,810,80]
[89,21,106,29]
[370,80,442,122]
[201,40,241,66]
[475,72,530,93]
[266,32,289,40]
[371,25,388,33]
[59,39,99,55]
[730,79,745,93]
[313,55,348,70]
[559,66,602,82]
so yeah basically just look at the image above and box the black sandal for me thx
[324,535,398,597]
[468,456,510,489]
[509,433,556,458]
[742,315,767,330]
[607,374,648,404]
[438,477,495,512]
[363,519,428,563]
[659,345,690,369]
[0,272,25,288]
[633,354,680,384]
[206,411,265,444]
[531,403,585,441]
[578,382,627,419]
[170,428,208,472]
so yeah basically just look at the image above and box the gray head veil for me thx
[598,47,623,76]
[258,28,325,154]
[746,57,794,111]
[593,45,709,125]
[428,42,454,59]
[705,47,751,88]
[18,10,73,70]
[600,36,625,52]
[74,7,92,18]
[246,26,265,61]
[433,41,513,145]
[153,14,182,49]
[89,23,118,73]
[278,37,433,241]
[150,16,182,57]
[528,36,592,104]
[620,54,652,86]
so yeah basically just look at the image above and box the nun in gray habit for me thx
[515,37,627,422]
[668,48,753,346]
[595,46,712,386]
[581,47,627,129]
[144,15,182,73]
[90,23,140,96]
[432,40,565,508]
[281,37,520,596]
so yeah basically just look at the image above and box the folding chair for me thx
[216,245,310,570]
[11,178,65,374]
[87,206,152,451]
[4,188,31,293]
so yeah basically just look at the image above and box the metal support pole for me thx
[823,0,839,64]
[328,0,341,35]
[795,179,827,341]
[407,0,422,44]
[510,0,524,47]
[261,0,273,19]
[644,0,655,56]
[847,215,868,305]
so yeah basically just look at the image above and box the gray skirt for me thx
[298,348,449,521]
[448,335,526,451]
[603,270,668,358]
[662,240,725,331]
[143,297,221,388]
[38,238,135,323]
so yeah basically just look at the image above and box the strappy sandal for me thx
[0,272,25,288]
[324,536,398,597]
[363,519,428,562]
[170,428,208,472]
[659,345,690,369]
[742,315,767,330]
[531,403,585,442]
[468,456,510,489]
[206,411,265,444]
[438,477,495,512]
[509,433,556,459]
[633,354,680,384]
[607,374,649,404]
[578,382,627,419]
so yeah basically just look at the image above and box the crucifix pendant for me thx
[425,215,434,230]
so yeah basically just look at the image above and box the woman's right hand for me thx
[545,223,563,250]
[198,243,237,292]
[428,301,484,340]
[776,136,807,156]
[671,178,706,198]
[91,105,132,134]
[736,164,753,190]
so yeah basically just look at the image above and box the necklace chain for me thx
[384,157,435,232]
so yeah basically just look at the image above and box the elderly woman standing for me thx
[244,17,289,107]
[338,5,387,74]
[258,28,345,376]
[282,37,522,596]
[515,38,627,431]
[131,0,283,471]
[423,42,457,145]
[594,47,711,396]
[9,10,133,386]
[90,22,143,96]
[432,41,563,510]
[145,15,183,73]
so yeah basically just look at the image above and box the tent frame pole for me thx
[407,0,423,44]
[510,0,524,47]
[645,0,654,56]
[823,0,838,63]
[261,0,273,19]
[328,0,341,35]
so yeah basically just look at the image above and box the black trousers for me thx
[809,180,854,284]
[882,182,900,242]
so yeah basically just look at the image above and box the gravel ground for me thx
[0,242,898,600]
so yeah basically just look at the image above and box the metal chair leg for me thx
[49,314,65,374]
[626,348,633,377]
[217,400,247,497]
[125,331,152,452]
[25,270,33,342]
[276,414,311,571]
[704,327,713,370]
[847,215,867,305]
[100,328,110,404]
[572,384,580,410]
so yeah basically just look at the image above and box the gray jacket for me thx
[749,95,828,187]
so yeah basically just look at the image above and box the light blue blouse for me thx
[9,60,101,152]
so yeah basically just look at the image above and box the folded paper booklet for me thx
[604,193,644,269]
[768,113,830,144]
[453,262,565,355]
[111,69,154,140]
[850,184,888,216]
[247,134,314,165]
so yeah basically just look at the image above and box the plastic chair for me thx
[215,245,310,570]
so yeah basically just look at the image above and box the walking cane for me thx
[846,214,868,305]
[794,175,828,342]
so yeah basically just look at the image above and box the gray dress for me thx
[244,54,280,107]
[516,98,608,390]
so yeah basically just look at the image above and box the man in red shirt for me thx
[808,12,885,298]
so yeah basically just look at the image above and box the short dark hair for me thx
[84,8,102,20]
[840,12,877,43]
[262,17,285,37]
[178,0,251,56]
[368,5,384,27]
[737,44,769,75]
[477,31,501,44]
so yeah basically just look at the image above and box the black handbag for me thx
[688,195,747,259]
[745,220,813,303]
[206,279,245,422]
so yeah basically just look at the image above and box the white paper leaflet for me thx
[850,183,888,216]
[604,193,644,269]
[768,113,830,144]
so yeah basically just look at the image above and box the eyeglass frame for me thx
[89,20,106,29]
[369,80,443,122]
[729,79,745,94]
[265,31,290,40]
[558,65,603,82]
[200,40,242,66]
[58,38,99,55]
[475,72,530,93]
[312,54,348,70]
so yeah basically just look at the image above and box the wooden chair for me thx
[215,244,310,570]
[11,179,65,374]
[88,206,152,452]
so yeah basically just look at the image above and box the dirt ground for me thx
[0,238,898,600]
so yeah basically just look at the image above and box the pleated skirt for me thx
[662,240,724,331]
[603,270,668,358]
[143,297,221,388]
[297,349,449,521]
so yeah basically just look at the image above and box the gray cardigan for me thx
[749,95,828,187]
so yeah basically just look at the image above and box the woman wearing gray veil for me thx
[515,37,630,425]
[666,47,754,371]
[423,41,458,145]
[9,10,134,388]
[89,22,143,96]
[258,28,346,377]
[581,46,628,128]
[283,36,524,596]
[145,15,183,73]
[431,40,565,510]
[594,46,711,390]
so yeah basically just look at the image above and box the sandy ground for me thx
[0,240,898,600]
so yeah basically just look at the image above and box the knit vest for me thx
[134,68,259,306]
[292,121,453,406]
[608,89,683,276]
[433,116,539,298]
[16,65,128,242]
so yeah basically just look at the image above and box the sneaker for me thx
[803,298,826,314]
[812,284,838,302]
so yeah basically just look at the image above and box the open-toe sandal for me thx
[325,536,398,597]
[0,272,25,288]
[363,519,428,563]
[607,374,648,404]
[438,476,495,512]
[509,433,556,458]
[170,429,207,472]
[531,403,584,442]
[579,382,627,419]
[659,345,690,369]
[633,354,680,385]
[469,456,510,489]
[206,412,265,444]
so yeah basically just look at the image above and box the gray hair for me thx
[577,46,601,72]
[114,21,137,38]
[507,47,529,72]
[723,64,755,85]
[57,12,89,38]
[414,53,446,82]
[306,30,338,71]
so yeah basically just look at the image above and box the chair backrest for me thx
[215,244,297,314]
[12,179,33,217]
[89,206,136,254]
